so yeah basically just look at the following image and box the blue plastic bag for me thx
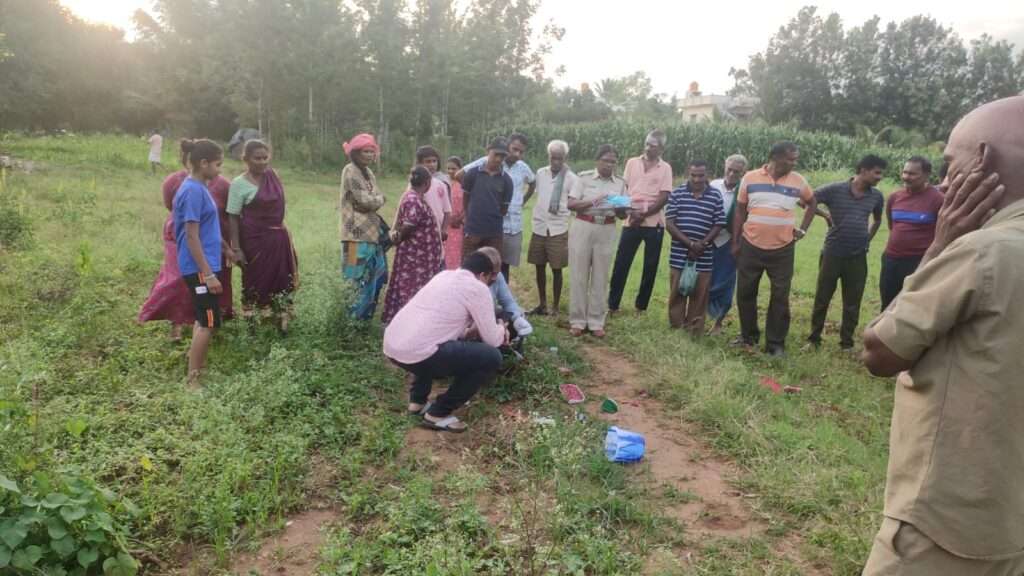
[604,426,645,463]
[606,195,632,209]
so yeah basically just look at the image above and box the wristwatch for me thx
[794,228,807,239]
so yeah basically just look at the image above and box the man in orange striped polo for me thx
[731,141,817,356]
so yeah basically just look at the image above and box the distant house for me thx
[678,82,759,122]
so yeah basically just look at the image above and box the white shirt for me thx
[148,134,163,162]
[710,178,738,247]
[531,166,577,237]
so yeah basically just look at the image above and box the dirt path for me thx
[228,509,338,576]
[578,344,764,542]
[578,343,828,575]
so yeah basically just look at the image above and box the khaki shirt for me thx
[531,166,577,236]
[870,198,1024,559]
[339,163,384,243]
[569,170,625,221]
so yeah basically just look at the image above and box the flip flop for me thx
[407,401,433,416]
[422,415,467,433]
[528,305,549,316]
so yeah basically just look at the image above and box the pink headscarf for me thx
[343,133,378,156]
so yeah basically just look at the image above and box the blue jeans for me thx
[393,341,502,417]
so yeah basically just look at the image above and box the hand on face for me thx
[932,163,1004,251]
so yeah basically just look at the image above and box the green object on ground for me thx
[601,398,619,414]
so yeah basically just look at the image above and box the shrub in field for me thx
[0,205,32,250]
[0,472,138,576]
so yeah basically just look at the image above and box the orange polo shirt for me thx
[736,165,814,250]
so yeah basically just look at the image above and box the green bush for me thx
[0,204,33,251]
[0,471,138,576]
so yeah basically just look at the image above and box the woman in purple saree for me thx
[227,140,299,333]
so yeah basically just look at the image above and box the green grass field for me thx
[0,134,899,575]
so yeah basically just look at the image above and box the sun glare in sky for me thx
[60,0,1024,97]
[60,0,148,33]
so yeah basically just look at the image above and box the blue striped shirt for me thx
[665,184,725,272]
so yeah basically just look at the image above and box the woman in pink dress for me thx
[138,142,235,340]
[443,156,465,270]
[381,166,442,324]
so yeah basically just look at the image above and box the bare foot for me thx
[186,369,202,390]
[591,329,606,339]
[169,324,183,342]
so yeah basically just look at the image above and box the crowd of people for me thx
[138,95,1024,574]
[334,130,951,434]
[142,129,949,404]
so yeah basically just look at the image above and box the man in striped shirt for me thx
[665,160,725,334]
[732,141,817,356]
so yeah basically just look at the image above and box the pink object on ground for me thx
[759,376,782,394]
[560,383,586,404]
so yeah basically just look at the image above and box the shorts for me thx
[462,234,503,258]
[501,232,523,266]
[527,232,569,269]
[183,273,222,328]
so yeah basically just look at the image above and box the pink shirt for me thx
[422,177,452,237]
[623,156,673,227]
[383,269,504,364]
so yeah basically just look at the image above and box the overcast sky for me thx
[62,0,1024,96]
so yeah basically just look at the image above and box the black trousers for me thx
[808,251,868,348]
[879,253,923,310]
[736,238,795,350]
[608,226,663,311]
[393,341,502,417]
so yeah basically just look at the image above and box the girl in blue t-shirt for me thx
[172,138,225,388]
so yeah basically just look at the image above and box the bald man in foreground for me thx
[861,96,1023,574]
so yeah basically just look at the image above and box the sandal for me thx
[422,415,467,433]
[528,305,549,316]
[407,401,432,416]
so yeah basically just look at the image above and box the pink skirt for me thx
[138,219,234,325]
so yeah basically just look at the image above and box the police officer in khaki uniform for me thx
[861,95,1024,575]
[566,144,628,338]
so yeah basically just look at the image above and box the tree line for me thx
[729,6,1024,144]
[1,1,1021,165]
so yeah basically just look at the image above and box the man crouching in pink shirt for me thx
[384,251,510,433]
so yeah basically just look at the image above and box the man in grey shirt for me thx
[805,154,886,350]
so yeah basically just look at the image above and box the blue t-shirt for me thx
[173,177,222,276]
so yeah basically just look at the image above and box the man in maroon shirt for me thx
[880,157,944,309]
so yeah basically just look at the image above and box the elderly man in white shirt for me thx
[707,154,748,334]
[525,140,577,316]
